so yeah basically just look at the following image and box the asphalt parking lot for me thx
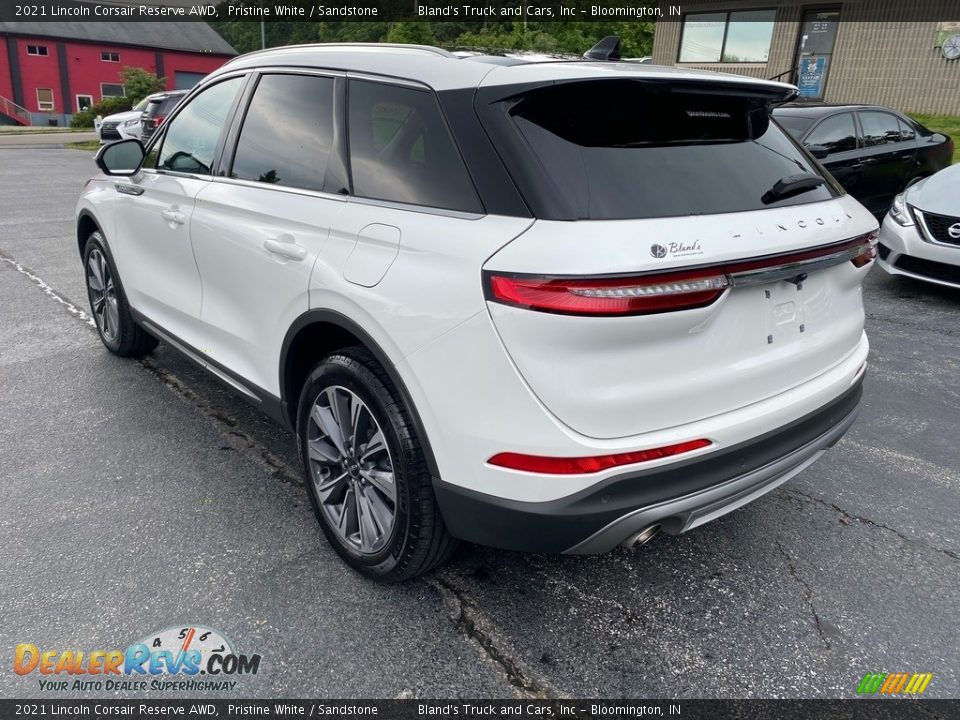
[1,146,958,700]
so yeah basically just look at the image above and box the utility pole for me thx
[261,20,266,49]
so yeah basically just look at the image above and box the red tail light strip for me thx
[485,232,877,317]
[488,439,712,475]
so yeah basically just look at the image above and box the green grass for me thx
[908,113,960,163]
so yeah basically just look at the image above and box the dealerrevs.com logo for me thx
[15,625,262,693]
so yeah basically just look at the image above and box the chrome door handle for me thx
[263,237,307,261]
[160,208,186,225]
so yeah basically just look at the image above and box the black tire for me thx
[83,232,158,357]
[296,347,457,581]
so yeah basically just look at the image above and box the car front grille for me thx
[917,209,960,247]
[100,122,121,140]
[894,254,960,285]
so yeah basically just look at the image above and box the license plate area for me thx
[763,279,807,346]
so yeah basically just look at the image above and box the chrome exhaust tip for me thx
[622,524,661,549]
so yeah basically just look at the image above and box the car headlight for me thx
[121,119,139,128]
[889,192,914,227]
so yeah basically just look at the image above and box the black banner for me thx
[2,0,960,23]
[2,700,960,720]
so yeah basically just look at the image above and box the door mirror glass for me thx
[96,139,145,176]
[805,144,830,159]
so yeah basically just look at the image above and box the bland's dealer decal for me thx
[14,625,261,692]
[650,241,703,259]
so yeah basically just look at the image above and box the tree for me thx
[121,67,167,104]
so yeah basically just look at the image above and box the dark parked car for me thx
[139,90,189,143]
[773,103,953,217]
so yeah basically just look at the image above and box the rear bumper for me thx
[435,377,862,554]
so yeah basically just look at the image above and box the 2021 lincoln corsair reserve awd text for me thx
[77,42,878,581]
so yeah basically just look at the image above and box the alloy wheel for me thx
[306,385,397,555]
[86,248,119,343]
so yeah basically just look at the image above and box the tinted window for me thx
[774,114,815,139]
[348,80,481,212]
[157,80,242,175]
[859,111,901,147]
[898,118,916,141]
[232,74,335,192]
[504,80,834,220]
[806,113,857,154]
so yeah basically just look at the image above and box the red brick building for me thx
[0,21,236,125]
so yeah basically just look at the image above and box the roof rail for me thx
[225,42,455,66]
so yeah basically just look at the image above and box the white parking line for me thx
[0,249,95,327]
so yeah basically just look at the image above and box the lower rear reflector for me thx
[488,439,712,475]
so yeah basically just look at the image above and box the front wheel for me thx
[296,347,457,581]
[83,232,158,357]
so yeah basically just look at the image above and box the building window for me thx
[36,88,55,111]
[27,45,49,56]
[101,51,120,63]
[679,9,776,63]
[100,83,125,100]
[77,95,94,112]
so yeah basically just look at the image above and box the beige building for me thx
[652,1,960,115]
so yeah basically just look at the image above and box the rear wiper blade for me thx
[761,173,825,204]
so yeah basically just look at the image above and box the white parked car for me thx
[76,41,878,581]
[878,164,960,288]
[97,95,154,145]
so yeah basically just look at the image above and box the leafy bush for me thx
[70,97,134,128]
[121,67,167,103]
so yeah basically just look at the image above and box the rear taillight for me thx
[486,233,876,317]
[153,115,166,128]
[850,230,878,268]
[487,270,728,317]
[488,439,711,475]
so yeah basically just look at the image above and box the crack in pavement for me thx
[428,575,554,700]
[775,541,832,651]
[781,487,960,562]
[135,356,303,487]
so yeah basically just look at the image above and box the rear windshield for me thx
[774,114,816,139]
[502,80,836,219]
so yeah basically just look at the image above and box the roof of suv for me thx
[773,103,891,117]
[217,43,796,95]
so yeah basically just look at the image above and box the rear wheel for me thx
[83,232,158,357]
[297,347,457,581]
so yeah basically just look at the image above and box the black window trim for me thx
[143,72,251,181]
[677,8,777,65]
[803,110,861,152]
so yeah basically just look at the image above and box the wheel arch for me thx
[77,210,102,259]
[280,310,440,479]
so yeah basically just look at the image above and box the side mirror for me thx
[806,144,830,159]
[95,139,145,176]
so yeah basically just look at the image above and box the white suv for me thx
[77,42,878,581]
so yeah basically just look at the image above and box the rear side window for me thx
[157,80,241,175]
[806,113,857,154]
[502,79,835,220]
[898,118,916,141]
[232,74,335,192]
[859,111,901,147]
[773,114,814,139]
[347,80,481,213]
